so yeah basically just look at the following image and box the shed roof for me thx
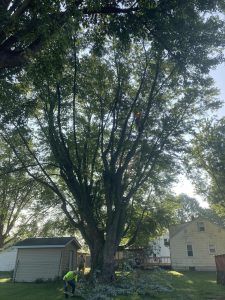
[14,237,81,249]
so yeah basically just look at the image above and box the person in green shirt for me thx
[63,270,78,298]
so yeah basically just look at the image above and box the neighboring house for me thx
[169,217,225,271]
[149,232,170,257]
[0,247,17,271]
[147,232,171,266]
[13,237,81,282]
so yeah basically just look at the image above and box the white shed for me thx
[13,237,81,282]
[0,247,17,271]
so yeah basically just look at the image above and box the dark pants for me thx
[64,280,75,298]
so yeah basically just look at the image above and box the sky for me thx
[211,62,225,118]
[173,61,225,208]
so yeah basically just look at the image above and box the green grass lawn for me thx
[0,271,225,300]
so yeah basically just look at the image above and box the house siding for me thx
[14,248,61,282]
[170,219,225,271]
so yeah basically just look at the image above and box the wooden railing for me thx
[145,256,171,265]
[115,256,171,270]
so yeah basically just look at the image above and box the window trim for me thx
[197,221,205,232]
[209,244,216,255]
[187,244,193,257]
[164,238,169,246]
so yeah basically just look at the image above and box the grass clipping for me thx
[76,269,174,300]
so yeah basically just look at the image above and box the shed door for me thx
[15,248,61,282]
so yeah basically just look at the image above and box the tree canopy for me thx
[1,0,225,71]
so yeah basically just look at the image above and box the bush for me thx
[35,278,45,283]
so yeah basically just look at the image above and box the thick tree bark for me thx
[89,235,118,283]
[85,206,126,282]
[89,240,104,273]
[101,238,117,282]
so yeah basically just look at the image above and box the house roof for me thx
[169,216,225,239]
[14,237,81,249]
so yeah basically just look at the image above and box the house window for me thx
[209,244,216,254]
[187,244,193,256]
[164,239,169,246]
[197,222,205,232]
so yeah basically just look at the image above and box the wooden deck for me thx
[115,255,171,270]
[143,256,171,269]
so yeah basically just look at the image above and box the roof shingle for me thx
[14,237,81,248]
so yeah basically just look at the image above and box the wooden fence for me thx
[215,254,225,285]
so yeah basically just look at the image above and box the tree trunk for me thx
[89,238,118,283]
[0,234,4,249]
[89,239,104,273]
[0,225,5,248]
[87,216,124,282]
[101,239,117,282]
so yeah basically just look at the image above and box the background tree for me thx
[175,194,202,222]
[0,139,53,248]
[174,193,225,227]
[188,118,225,215]
[122,193,178,248]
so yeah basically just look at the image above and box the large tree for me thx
[1,21,222,281]
[1,0,225,281]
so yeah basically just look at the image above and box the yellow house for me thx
[169,217,225,271]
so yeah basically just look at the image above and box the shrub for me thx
[35,278,45,283]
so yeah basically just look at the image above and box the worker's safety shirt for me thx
[63,271,77,281]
